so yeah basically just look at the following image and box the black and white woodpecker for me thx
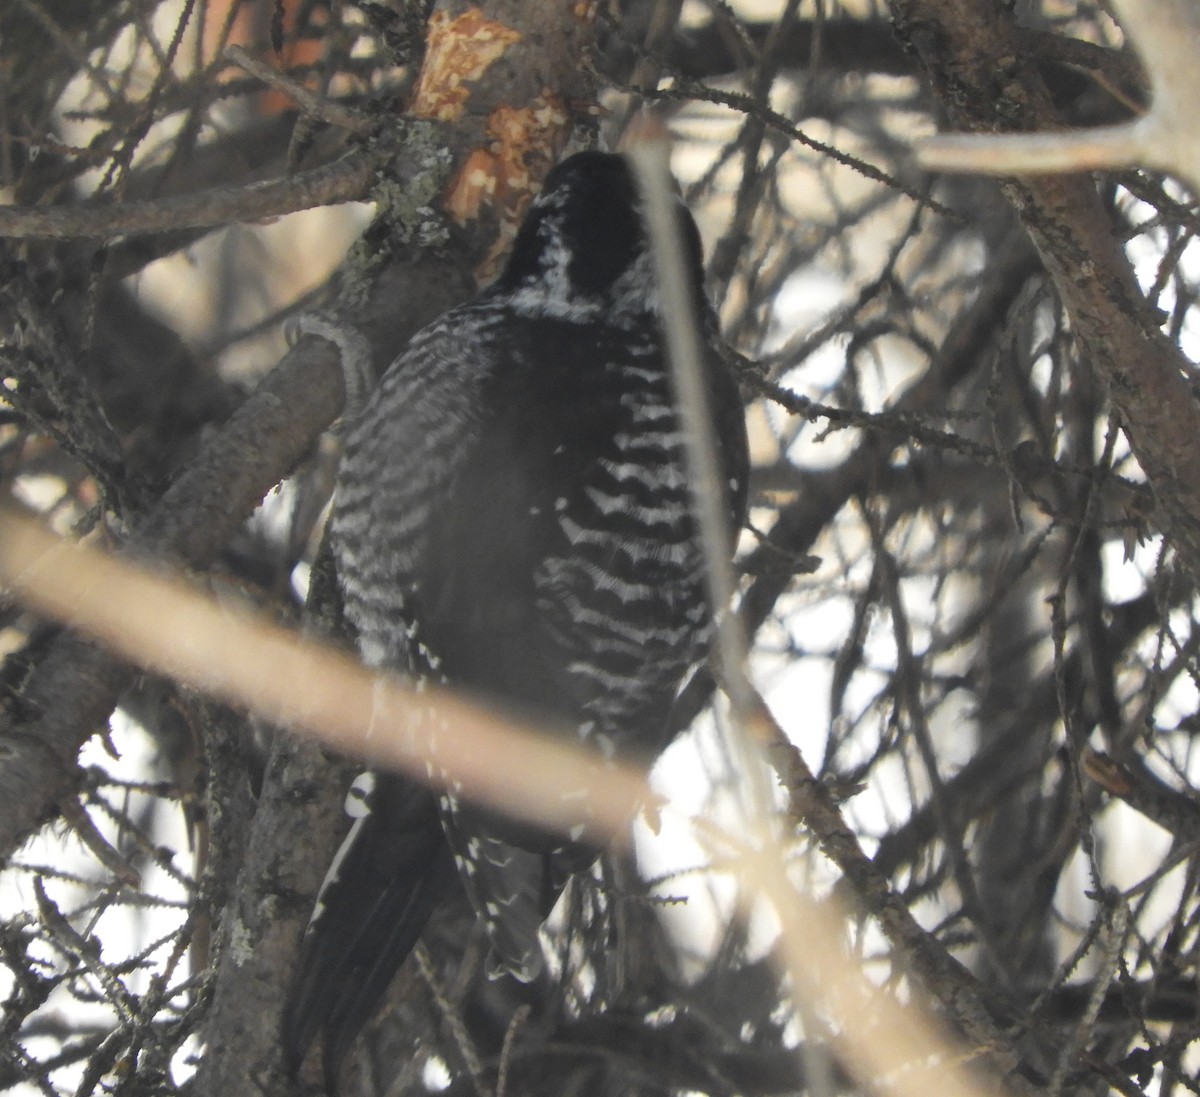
[282,150,750,1083]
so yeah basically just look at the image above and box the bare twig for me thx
[415,944,492,1097]
[59,795,141,888]
[222,46,374,135]
[626,126,759,763]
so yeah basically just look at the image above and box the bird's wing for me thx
[284,310,497,1081]
[331,308,494,673]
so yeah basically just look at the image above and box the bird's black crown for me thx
[495,150,705,323]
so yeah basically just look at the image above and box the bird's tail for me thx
[282,771,458,1089]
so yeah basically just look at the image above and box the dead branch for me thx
[916,1,1200,192]
[0,150,379,240]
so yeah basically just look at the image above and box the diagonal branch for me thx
[0,507,653,839]
[0,149,379,240]
[915,1,1200,193]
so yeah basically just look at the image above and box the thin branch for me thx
[0,149,378,240]
[627,125,1028,1096]
[764,704,1030,1072]
[626,127,759,755]
[642,81,963,220]
[1083,749,1200,843]
[222,46,374,135]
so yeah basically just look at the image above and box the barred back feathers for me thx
[283,150,749,1086]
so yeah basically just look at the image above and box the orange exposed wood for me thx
[409,8,523,122]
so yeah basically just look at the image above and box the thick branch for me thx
[916,1,1198,190]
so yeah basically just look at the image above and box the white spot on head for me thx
[344,771,376,818]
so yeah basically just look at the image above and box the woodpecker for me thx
[283,150,749,1083]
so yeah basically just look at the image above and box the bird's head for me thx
[496,150,706,327]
